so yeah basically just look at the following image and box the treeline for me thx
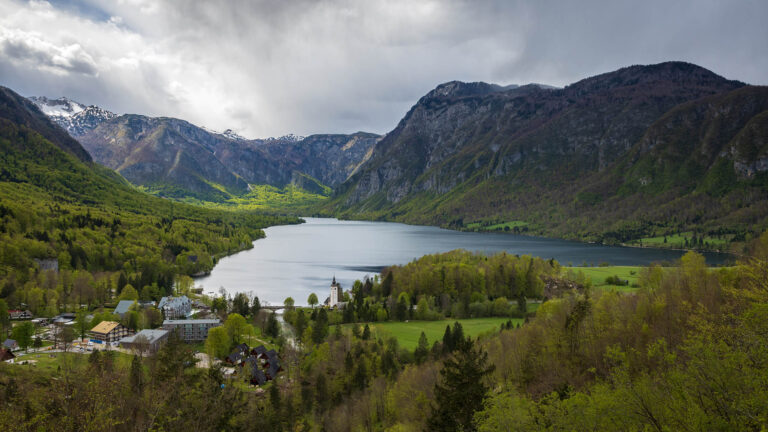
[0,118,298,313]
[4,242,768,430]
[289,250,560,326]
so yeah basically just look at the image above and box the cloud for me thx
[0,0,766,138]
[0,28,98,76]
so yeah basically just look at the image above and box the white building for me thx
[329,276,341,307]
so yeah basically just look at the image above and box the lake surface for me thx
[195,218,732,305]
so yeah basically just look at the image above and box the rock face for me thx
[337,62,745,206]
[75,113,379,201]
[330,62,768,241]
[28,96,117,138]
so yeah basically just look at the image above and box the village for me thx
[0,278,355,390]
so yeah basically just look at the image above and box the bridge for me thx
[261,305,285,311]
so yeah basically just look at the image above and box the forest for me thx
[4,241,768,431]
[0,112,298,314]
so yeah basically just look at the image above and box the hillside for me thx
[0,85,297,304]
[326,62,767,249]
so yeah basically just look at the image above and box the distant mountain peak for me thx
[28,96,87,118]
[29,96,117,137]
[265,133,305,143]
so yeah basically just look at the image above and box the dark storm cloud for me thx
[0,0,765,138]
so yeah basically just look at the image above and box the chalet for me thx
[8,310,32,320]
[0,348,14,362]
[252,345,268,358]
[162,319,220,342]
[90,321,133,343]
[158,296,192,319]
[250,367,267,386]
[119,329,170,353]
[226,343,250,365]
[3,339,19,351]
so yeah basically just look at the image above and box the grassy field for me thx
[11,351,134,375]
[350,317,522,350]
[565,266,642,291]
[626,232,731,250]
[465,220,529,232]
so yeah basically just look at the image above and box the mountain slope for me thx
[1,89,92,162]
[76,113,379,202]
[0,85,296,282]
[327,62,767,246]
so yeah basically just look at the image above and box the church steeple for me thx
[332,275,336,285]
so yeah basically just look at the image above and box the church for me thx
[326,276,347,309]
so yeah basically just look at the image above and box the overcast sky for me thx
[0,0,766,138]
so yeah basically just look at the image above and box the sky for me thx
[0,0,766,138]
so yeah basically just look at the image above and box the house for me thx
[8,310,32,320]
[90,321,133,343]
[158,296,192,319]
[250,367,267,386]
[0,348,15,362]
[162,319,220,342]
[226,343,250,365]
[252,345,268,358]
[119,329,170,353]
[3,339,19,351]
[114,300,137,319]
[52,312,76,326]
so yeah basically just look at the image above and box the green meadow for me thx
[354,317,523,350]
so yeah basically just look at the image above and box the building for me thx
[114,300,137,319]
[119,329,170,353]
[8,310,32,320]
[158,296,192,319]
[329,276,342,308]
[162,319,220,342]
[0,348,15,362]
[90,321,133,343]
[3,339,19,351]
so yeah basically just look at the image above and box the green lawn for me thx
[465,220,529,232]
[350,317,522,350]
[11,350,134,375]
[565,266,642,291]
[627,232,731,250]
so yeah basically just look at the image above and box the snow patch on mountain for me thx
[29,96,117,137]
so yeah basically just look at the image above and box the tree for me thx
[33,336,42,349]
[265,312,280,339]
[284,297,295,310]
[251,296,261,315]
[362,324,371,340]
[75,309,90,340]
[442,325,453,354]
[118,284,139,301]
[11,321,34,351]
[311,308,328,344]
[205,326,230,359]
[232,293,250,317]
[130,355,144,392]
[224,313,248,345]
[307,293,318,309]
[427,337,495,431]
[0,299,9,337]
[415,331,429,364]
[59,326,76,352]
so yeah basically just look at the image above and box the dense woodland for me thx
[3,240,768,431]
[0,114,297,314]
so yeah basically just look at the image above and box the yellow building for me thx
[90,321,132,343]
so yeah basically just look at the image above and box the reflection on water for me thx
[195,218,732,305]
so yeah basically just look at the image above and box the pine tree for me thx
[130,355,143,393]
[415,331,429,364]
[362,324,371,340]
[427,337,495,431]
[442,325,453,354]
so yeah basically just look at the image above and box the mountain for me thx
[328,62,768,245]
[29,96,117,137]
[1,89,92,162]
[0,84,294,283]
[73,112,379,201]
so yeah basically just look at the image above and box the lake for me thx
[195,218,732,305]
